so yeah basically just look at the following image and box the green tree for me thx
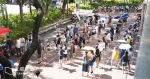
[0,0,44,79]
[16,0,24,21]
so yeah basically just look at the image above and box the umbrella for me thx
[82,46,96,51]
[83,15,88,17]
[113,22,121,25]
[101,15,106,19]
[105,29,112,36]
[119,44,132,49]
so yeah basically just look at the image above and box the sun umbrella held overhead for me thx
[82,46,96,51]
[119,44,132,50]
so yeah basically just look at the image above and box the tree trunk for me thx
[45,3,48,17]
[1,4,5,20]
[0,0,44,79]
[17,0,23,21]
[28,0,32,15]
[67,0,68,14]
[61,0,68,15]
[16,0,44,78]
[3,0,9,28]
[90,0,92,5]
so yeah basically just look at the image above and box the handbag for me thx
[122,61,125,65]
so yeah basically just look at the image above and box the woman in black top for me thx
[116,26,120,39]
[75,34,78,46]
[95,46,100,68]
[122,51,128,74]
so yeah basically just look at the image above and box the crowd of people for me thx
[0,8,141,78]
[93,5,140,13]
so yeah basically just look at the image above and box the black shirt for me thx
[123,55,128,62]
[116,27,119,33]
[7,40,11,49]
[75,38,78,44]
[96,49,100,57]
[94,15,98,20]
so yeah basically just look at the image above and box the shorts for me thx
[89,61,94,66]
[111,59,117,64]
[92,32,96,35]
[107,40,110,43]
[59,59,63,63]
[63,54,67,58]
[127,60,130,65]
[56,28,60,32]
[70,52,73,58]
[103,48,105,50]
[73,49,75,53]
[83,39,85,45]
[37,54,41,58]
[20,46,24,51]
[122,61,127,66]
[96,57,99,62]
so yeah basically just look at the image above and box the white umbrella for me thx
[119,44,132,50]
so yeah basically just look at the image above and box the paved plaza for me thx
[9,12,139,79]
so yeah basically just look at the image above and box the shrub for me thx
[0,8,72,45]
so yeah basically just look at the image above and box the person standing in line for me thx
[110,27,114,41]
[83,32,86,47]
[122,51,128,74]
[82,51,90,77]
[2,41,10,59]
[46,40,51,57]
[33,70,42,79]
[110,47,119,70]
[89,50,95,74]
[63,44,68,64]
[128,49,133,71]
[58,46,65,69]
[19,36,25,54]
[70,26,73,39]
[40,40,44,61]
[78,33,83,49]
[73,25,77,37]
[6,36,11,56]
[36,40,42,64]
[102,21,105,32]
[25,39,32,51]
[103,33,108,51]
[92,25,96,40]
[99,21,102,35]
[66,27,70,44]
[15,37,21,57]
[98,40,103,61]
[56,22,61,35]
[95,24,99,37]
[107,31,111,48]
[115,26,120,39]
[101,39,105,58]
[95,46,100,68]
[68,42,74,62]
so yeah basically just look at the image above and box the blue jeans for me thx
[16,48,21,56]
[66,36,69,44]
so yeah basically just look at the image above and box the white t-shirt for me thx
[16,39,20,48]
[90,54,95,61]
[19,38,25,47]
[107,33,111,40]
[33,76,42,79]
[95,25,99,32]
[63,47,67,54]
[98,43,103,52]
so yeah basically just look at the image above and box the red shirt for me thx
[0,52,3,55]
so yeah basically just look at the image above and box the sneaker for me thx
[110,68,112,70]
[37,62,41,64]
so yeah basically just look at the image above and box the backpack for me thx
[73,44,75,50]
[83,56,87,64]
[79,35,83,41]
[92,55,96,62]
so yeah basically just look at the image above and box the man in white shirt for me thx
[15,37,21,57]
[107,31,111,48]
[33,70,42,79]
[98,40,103,61]
[19,36,25,54]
